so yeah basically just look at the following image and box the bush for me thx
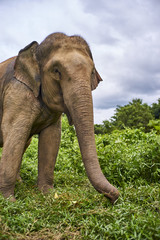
[96,128,160,186]
[56,115,83,174]
[0,116,160,239]
[56,117,160,187]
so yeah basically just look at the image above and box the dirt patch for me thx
[15,227,81,240]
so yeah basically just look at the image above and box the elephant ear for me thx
[14,41,41,97]
[91,69,103,91]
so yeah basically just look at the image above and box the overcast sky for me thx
[1,0,160,123]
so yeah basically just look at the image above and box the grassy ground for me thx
[0,126,160,239]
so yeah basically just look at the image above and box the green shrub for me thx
[96,128,160,186]
[56,116,83,174]
[0,117,160,239]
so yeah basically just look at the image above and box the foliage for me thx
[94,98,155,134]
[96,128,160,185]
[111,99,153,130]
[94,120,114,134]
[0,116,160,239]
[148,119,160,134]
[151,98,160,119]
[94,123,107,135]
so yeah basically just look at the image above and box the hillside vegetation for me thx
[95,98,160,134]
[0,115,160,239]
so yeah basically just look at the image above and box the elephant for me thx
[0,32,119,203]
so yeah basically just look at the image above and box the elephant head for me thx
[14,33,119,203]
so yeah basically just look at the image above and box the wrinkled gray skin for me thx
[0,33,119,203]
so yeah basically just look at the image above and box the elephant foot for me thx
[0,189,16,202]
[38,184,53,194]
[7,195,16,202]
[0,180,16,202]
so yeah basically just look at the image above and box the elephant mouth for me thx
[64,107,73,126]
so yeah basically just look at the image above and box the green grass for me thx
[0,120,160,239]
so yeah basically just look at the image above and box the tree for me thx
[94,124,106,134]
[94,120,114,134]
[151,98,160,119]
[111,99,153,130]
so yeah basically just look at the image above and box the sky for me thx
[1,0,160,124]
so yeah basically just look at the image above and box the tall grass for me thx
[0,117,160,239]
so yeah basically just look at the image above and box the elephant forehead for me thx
[49,49,94,69]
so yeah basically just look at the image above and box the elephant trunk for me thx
[64,82,119,204]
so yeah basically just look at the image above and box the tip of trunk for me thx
[95,184,120,204]
[104,189,120,204]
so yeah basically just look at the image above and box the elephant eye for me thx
[54,68,59,73]
[52,67,61,79]
[53,67,59,74]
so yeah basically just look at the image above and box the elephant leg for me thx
[16,173,23,182]
[16,138,32,182]
[0,117,31,201]
[38,118,61,193]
